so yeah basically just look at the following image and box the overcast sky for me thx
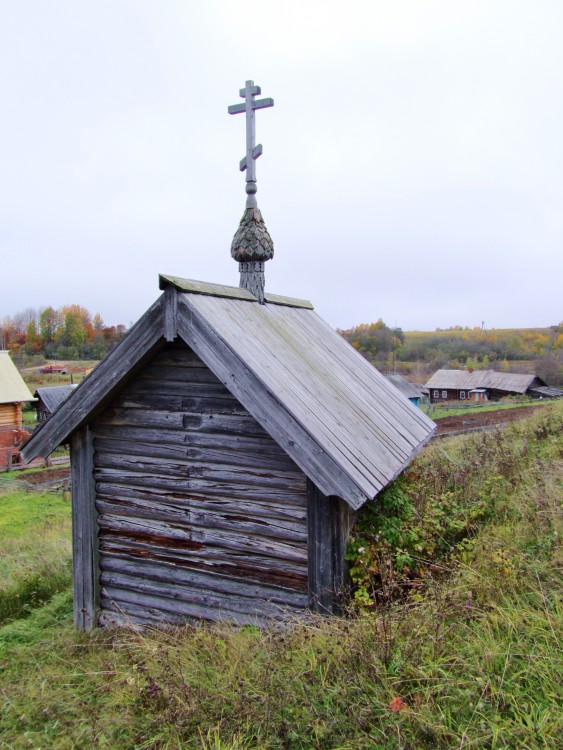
[1,1,561,331]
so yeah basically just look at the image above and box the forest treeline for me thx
[339,320,563,384]
[0,305,127,362]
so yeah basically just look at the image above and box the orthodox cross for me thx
[228,80,274,208]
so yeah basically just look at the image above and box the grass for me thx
[0,488,71,625]
[426,399,545,421]
[0,405,561,749]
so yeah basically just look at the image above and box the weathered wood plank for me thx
[97,514,308,563]
[70,426,99,630]
[95,408,270,437]
[164,285,178,342]
[100,554,308,606]
[94,467,308,503]
[93,435,299,471]
[111,392,248,415]
[95,496,308,543]
[98,535,308,586]
[95,482,308,521]
[101,578,305,621]
[94,452,306,490]
[307,480,354,615]
[100,596,273,628]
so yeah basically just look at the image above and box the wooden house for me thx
[425,369,550,403]
[22,80,435,629]
[34,385,77,423]
[0,350,34,469]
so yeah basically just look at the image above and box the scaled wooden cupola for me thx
[22,81,435,629]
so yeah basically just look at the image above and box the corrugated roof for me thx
[35,385,77,413]
[0,351,35,404]
[425,369,539,393]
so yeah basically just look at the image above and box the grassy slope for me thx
[0,406,561,750]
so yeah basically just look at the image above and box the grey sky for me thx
[1,0,561,331]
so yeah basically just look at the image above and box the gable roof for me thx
[34,385,78,413]
[425,369,542,394]
[0,351,35,404]
[385,374,422,400]
[22,277,435,510]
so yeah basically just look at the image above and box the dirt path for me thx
[434,404,544,436]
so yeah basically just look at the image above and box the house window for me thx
[433,390,439,398]
[460,391,465,399]
[442,390,447,399]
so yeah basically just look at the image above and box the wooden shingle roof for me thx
[22,277,435,509]
[0,351,34,404]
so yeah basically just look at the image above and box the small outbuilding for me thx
[384,374,424,407]
[22,80,435,629]
[0,350,34,469]
[34,385,78,423]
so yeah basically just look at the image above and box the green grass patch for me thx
[426,399,545,421]
[0,490,71,625]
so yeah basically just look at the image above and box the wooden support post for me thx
[70,426,99,630]
[307,480,355,614]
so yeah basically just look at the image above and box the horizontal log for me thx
[95,496,308,543]
[138,365,222,384]
[100,554,308,607]
[94,468,308,503]
[111,393,247,415]
[92,424,293,456]
[125,379,232,397]
[94,452,306,490]
[99,537,308,588]
[95,409,269,437]
[95,482,308,521]
[100,596,274,627]
[101,577,305,620]
[94,435,298,471]
[97,514,308,563]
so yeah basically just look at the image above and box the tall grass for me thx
[0,405,561,749]
[0,489,72,624]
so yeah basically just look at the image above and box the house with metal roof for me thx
[0,350,35,469]
[22,80,435,629]
[425,369,550,403]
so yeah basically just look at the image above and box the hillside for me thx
[340,322,563,384]
[0,403,561,749]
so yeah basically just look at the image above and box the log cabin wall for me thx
[90,339,311,627]
[0,402,18,427]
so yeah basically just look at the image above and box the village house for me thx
[22,81,435,629]
[425,369,555,403]
[0,350,34,469]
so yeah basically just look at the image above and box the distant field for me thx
[21,360,100,389]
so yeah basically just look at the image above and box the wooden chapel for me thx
[22,81,435,629]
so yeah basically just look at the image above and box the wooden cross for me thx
[228,80,274,207]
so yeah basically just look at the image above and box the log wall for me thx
[91,340,310,626]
